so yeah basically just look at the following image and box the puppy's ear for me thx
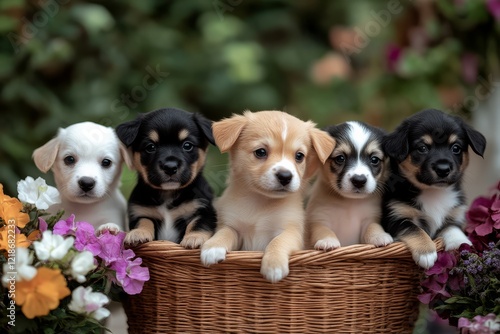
[305,128,335,179]
[212,114,247,153]
[193,113,215,146]
[116,116,143,147]
[384,122,409,162]
[462,122,486,157]
[33,133,61,173]
[119,143,135,171]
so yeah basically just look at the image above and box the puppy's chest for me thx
[416,187,460,230]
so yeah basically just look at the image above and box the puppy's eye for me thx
[182,141,194,152]
[254,148,267,159]
[145,143,156,153]
[451,144,462,155]
[64,156,76,166]
[334,155,345,165]
[417,145,429,154]
[101,159,112,168]
[370,156,381,166]
[295,152,305,163]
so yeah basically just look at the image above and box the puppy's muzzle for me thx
[161,159,179,176]
[78,177,96,192]
[432,161,452,178]
[350,174,367,189]
[276,169,293,186]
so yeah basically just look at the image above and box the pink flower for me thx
[487,0,500,21]
[53,215,101,256]
[111,249,150,295]
[38,217,48,233]
[97,230,126,266]
[458,313,500,333]
[53,214,79,236]
[385,44,402,73]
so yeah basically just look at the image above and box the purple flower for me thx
[75,222,101,256]
[487,0,500,21]
[111,250,150,295]
[458,313,500,333]
[385,44,402,73]
[53,214,78,236]
[38,217,48,233]
[97,230,126,266]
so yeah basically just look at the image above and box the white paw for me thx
[96,223,121,235]
[200,247,226,267]
[414,251,438,269]
[365,232,394,247]
[314,237,341,251]
[260,255,289,283]
[444,232,471,251]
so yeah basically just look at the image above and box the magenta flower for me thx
[74,222,101,256]
[38,217,48,233]
[53,214,78,236]
[487,0,500,21]
[385,44,402,73]
[111,249,150,295]
[97,230,127,266]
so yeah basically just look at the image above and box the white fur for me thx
[262,158,300,193]
[201,247,227,266]
[441,226,472,250]
[417,186,460,236]
[347,121,370,154]
[33,122,127,232]
[415,251,438,269]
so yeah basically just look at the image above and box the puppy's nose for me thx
[351,174,367,189]
[276,170,293,186]
[162,161,178,176]
[78,177,95,192]
[434,163,451,177]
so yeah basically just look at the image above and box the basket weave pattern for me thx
[125,240,443,333]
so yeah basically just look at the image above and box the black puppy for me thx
[382,109,486,268]
[116,108,217,248]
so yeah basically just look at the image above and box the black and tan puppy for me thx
[116,108,217,248]
[382,109,486,268]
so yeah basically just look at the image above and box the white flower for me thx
[1,248,36,286]
[68,286,110,321]
[69,251,96,283]
[34,231,74,261]
[17,176,60,210]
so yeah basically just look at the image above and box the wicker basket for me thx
[124,239,443,333]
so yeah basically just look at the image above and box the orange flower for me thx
[0,184,29,228]
[0,227,30,252]
[14,267,71,319]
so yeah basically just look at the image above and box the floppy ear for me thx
[383,122,409,162]
[462,122,486,157]
[212,114,247,153]
[32,134,61,173]
[119,142,135,171]
[193,113,215,146]
[305,128,335,179]
[115,115,143,147]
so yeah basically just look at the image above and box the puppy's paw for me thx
[314,237,341,251]
[200,247,226,266]
[260,253,289,283]
[364,231,394,247]
[124,229,154,247]
[443,231,472,251]
[413,251,438,269]
[180,231,212,249]
[96,223,121,236]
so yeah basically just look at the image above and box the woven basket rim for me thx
[132,239,444,268]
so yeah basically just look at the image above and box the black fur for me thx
[382,109,486,240]
[116,107,217,244]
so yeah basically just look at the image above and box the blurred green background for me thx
[1,0,499,198]
[1,1,499,333]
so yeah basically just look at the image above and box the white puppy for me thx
[33,122,128,232]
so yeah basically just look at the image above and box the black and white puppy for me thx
[306,121,393,249]
[116,108,217,248]
[382,109,486,268]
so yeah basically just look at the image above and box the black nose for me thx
[351,174,367,189]
[276,170,293,186]
[162,160,178,176]
[434,163,451,177]
[78,177,95,192]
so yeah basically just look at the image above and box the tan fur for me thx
[133,152,151,187]
[399,155,423,188]
[180,218,213,249]
[448,134,458,144]
[387,201,421,221]
[148,130,159,142]
[178,129,190,141]
[33,137,59,173]
[124,218,155,246]
[202,110,333,283]
[399,229,436,262]
[422,135,433,145]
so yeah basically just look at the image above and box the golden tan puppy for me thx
[201,110,334,283]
